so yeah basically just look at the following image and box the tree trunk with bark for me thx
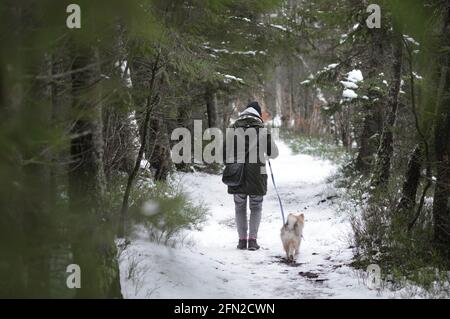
[397,145,422,213]
[69,47,122,298]
[356,29,384,173]
[119,52,161,237]
[432,6,450,260]
[223,96,235,132]
[371,34,403,188]
[205,86,218,128]
[148,115,172,181]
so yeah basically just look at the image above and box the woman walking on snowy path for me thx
[222,101,279,251]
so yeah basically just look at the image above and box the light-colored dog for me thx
[280,213,304,262]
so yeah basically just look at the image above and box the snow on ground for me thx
[120,141,389,299]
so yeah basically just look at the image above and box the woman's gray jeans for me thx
[233,194,263,239]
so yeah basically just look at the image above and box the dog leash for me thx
[268,159,286,225]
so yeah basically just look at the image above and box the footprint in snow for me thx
[272,255,305,267]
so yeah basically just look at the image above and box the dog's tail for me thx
[286,214,298,230]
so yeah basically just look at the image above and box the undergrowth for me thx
[106,172,208,248]
[280,130,349,163]
[282,131,449,297]
[334,164,449,297]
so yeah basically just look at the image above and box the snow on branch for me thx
[203,44,266,57]
[216,72,244,84]
[403,34,420,46]
[270,24,288,32]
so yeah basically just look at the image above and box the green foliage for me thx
[1,0,448,298]
[129,180,208,247]
[281,130,349,163]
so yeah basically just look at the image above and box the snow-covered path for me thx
[120,141,382,298]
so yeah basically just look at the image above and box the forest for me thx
[0,0,449,298]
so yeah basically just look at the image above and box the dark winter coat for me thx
[224,114,279,196]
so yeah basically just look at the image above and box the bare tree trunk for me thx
[119,52,161,237]
[69,47,121,298]
[288,57,295,127]
[397,145,422,212]
[356,28,385,173]
[130,56,154,159]
[402,34,433,231]
[119,97,153,238]
[371,34,403,188]
[205,86,218,128]
[432,6,450,260]
[69,50,106,210]
[355,113,375,172]
[148,115,172,181]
